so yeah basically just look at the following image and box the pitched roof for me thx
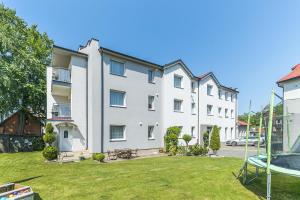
[277,64,300,84]
[198,72,239,93]
[238,120,248,126]
[163,59,196,78]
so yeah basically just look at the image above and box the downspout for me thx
[100,49,104,153]
[86,56,89,150]
[197,79,200,144]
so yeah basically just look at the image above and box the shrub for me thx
[169,145,177,156]
[45,123,54,134]
[32,137,45,151]
[164,127,180,152]
[190,145,203,156]
[177,146,187,155]
[42,146,58,160]
[166,126,181,137]
[210,126,221,152]
[43,133,56,145]
[203,131,209,148]
[182,134,192,147]
[92,153,105,162]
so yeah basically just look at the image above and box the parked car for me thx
[226,136,265,146]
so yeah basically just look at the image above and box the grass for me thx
[0,152,300,200]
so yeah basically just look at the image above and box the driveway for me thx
[217,144,265,159]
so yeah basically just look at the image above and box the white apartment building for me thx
[47,38,238,153]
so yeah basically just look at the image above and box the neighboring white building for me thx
[277,64,300,152]
[47,38,239,153]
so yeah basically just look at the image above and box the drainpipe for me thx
[197,79,200,144]
[100,49,104,153]
[86,56,89,150]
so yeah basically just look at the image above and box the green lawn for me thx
[0,152,300,200]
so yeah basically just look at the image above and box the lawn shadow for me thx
[232,170,266,200]
[34,193,43,200]
[14,175,42,184]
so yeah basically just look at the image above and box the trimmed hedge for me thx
[92,153,105,162]
[42,146,58,160]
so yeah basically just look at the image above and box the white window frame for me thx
[191,81,196,93]
[110,125,126,141]
[110,89,126,108]
[218,107,222,117]
[110,59,125,76]
[148,70,155,83]
[174,75,183,89]
[207,105,213,116]
[218,89,222,99]
[207,84,213,96]
[148,95,155,111]
[225,92,229,101]
[225,108,228,118]
[174,99,183,112]
[148,125,155,140]
[191,102,196,115]
[191,126,195,138]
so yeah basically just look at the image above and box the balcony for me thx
[52,68,71,83]
[51,103,71,119]
[52,68,71,96]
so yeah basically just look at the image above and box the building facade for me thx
[278,64,300,152]
[47,38,239,153]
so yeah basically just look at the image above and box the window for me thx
[207,105,213,116]
[64,130,68,138]
[148,96,155,110]
[174,99,183,112]
[191,126,195,138]
[207,85,213,96]
[191,103,196,114]
[110,60,125,76]
[174,75,182,88]
[110,125,125,140]
[148,70,154,83]
[231,109,234,118]
[225,127,228,140]
[225,108,228,118]
[231,127,234,138]
[178,126,183,136]
[218,107,222,117]
[110,90,125,107]
[231,93,234,102]
[218,89,222,99]
[191,81,196,93]
[148,126,154,139]
[225,92,229,101]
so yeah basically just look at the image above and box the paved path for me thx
[217,144,266,159]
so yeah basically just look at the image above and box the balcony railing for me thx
[52,103,71,118]
[52,68,71,83]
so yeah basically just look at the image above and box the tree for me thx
[210,125,221,154]
[0,4,53,133]
[202,131,209,148]
[182,134,192,147]
[42,123,58,160]
[164,126,181,153]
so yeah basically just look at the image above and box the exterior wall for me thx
[47,49,88,152]
[70,56,88,151]
[198,76,237,142]
[79,40,102,153]
[281,79,300,152]
[102,54,163,151]
[162,64,199,145]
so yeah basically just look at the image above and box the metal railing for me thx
[52,68,71,83]
[52,103,71,118]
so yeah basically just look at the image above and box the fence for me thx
[0,134,43,153]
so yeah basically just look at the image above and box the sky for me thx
[2,0,300,114]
